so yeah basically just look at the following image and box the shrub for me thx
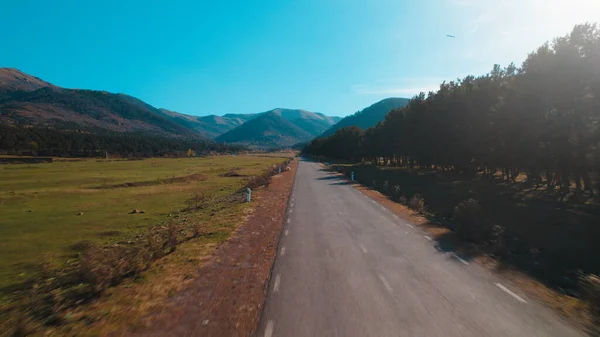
[185,192,207,210]
[582,274,600,321]
[452,199,493,242]
[408,194,426,213]
[390,185,402,200]
[246,174,271,189]
[381,180,390,194]
[166,223,178,253]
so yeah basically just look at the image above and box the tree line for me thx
[0,124,245,157]
[305,23,600,195]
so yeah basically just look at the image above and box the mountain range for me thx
[0,68,407,148]
[319,97,410,138]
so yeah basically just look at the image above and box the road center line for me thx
[405,223,414,228]
[393,215,399,219]
[273,275,281,292]
[284,229,289,236]
[371,200,376,204]
[424,235,432,241]
[495,283,527,303]
[380,206,386,211]
[265,320,274,337]
[359,244,368,253]
[452,253,469,265]
[289,209,293,214]
[378,274,393,292]
[280,247,286,256]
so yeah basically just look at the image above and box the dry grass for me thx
[0,156,291,336]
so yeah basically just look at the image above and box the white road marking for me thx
[338,211,342,215]
[452,253,469,265]
[291,202,294,207]
[393,215,399,219]
[424,235,432,241]
[495,283,528,303]
[378,274,393,292]
[359,244,368,253]
[380,206,386,211]
[280,247,286,256]
[289,209,293,214]
[287,218,291,224]
[371,200,376,204]
[273,275,281,292]
[405,223,414,228]
[284,229,289,236]
[265,320,274,337]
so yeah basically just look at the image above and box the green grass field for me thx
[0,156,287,289]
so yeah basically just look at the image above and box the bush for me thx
[452,199,493,242]
[408,194,426,213]
[185,192,207,210]
[582,274,600,322]
[390,185,402,201]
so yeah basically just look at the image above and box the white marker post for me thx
[247,188,252,202]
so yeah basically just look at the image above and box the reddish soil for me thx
[129,159,298,337]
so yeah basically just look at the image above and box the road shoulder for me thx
[129,159,298,336]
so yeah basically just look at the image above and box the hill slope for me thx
[215,112,313,148]
[267,108,339,137]
[320,98,409,137]
[0,68,212,138]
[0,68,55,94]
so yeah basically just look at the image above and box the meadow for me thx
[0,155,287,290]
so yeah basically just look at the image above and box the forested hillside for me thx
[0,124,244,157]
[319,97,409,138]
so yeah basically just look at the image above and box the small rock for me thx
[76,212,83,216]
[202,320,209,326]
[210,212,216,217]
[27,209,33,213]
[129,209,144,214]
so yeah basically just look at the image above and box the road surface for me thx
[257,160,584,337]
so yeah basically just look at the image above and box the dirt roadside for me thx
[126,159,298,337]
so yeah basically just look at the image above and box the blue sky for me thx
[1,0,598,116]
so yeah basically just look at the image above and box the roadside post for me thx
[247,188,252,202]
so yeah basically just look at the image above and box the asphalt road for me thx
[257,159,585,337]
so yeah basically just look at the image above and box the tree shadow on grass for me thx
[349,163,600,296]
[316,175,342,181]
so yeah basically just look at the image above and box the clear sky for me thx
[1,0,598,117]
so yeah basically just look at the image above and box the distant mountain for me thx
[319,98,409,138]
[0,68,340,144]
[215,111,314,148]
[156,109,254,139]
[214,108,340,147]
